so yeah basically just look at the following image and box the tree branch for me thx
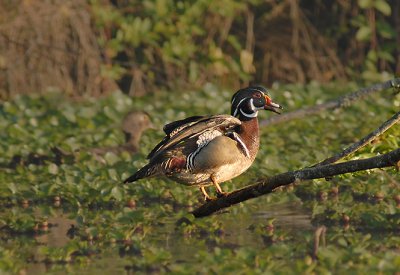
[260,78,400,127]
[192,149,400,217]
[315,111,400,166]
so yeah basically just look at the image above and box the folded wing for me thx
[147,115,241,160]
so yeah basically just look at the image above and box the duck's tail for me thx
[123,163,158,183]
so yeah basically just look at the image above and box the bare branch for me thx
[260,78,400,127]
[315,111,400,166]
[192,149,400,217]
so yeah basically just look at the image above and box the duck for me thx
[123,86,282,200]
[88,111,154,162]
[3,111,154,169]
[121,111,154,153]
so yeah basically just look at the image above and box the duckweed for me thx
[0,83,399,273]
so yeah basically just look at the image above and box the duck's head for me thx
[122,111,154,144]
[231,86,282,120]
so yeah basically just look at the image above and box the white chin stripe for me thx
[249,98,256,112]
[240,108,258,118]
[233,97,248,117]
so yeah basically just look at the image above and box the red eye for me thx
[254,93,262,98]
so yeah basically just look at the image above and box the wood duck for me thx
[123,86,282,200]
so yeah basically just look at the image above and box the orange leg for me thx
[211,174,226,197]
[199,186,212,201]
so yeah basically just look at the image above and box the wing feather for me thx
[163,115,204,136]
[147,115,241,160]
[147,115,208,159]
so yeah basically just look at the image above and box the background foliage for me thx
[0,0,399,98]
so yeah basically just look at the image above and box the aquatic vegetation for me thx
[0,83,399,273]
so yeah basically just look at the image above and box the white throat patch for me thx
[240,108,258,118]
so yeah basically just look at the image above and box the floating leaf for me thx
[104,152,120,166]
[48,163,59,175]
[111,186,123,201]
[8,182,17,194]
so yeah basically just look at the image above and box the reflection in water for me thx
[218,200,312,250]
[27,210,76,275]
[157,200,313,264]
[34,214,76,248]
[20,201,312,274]
[253,201,313,231]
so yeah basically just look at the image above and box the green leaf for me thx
[366,50,378,62]
[104,152,120,166]
[376,21,395,38]
[358,0,373,8]
[62,108,76,123]
[356,26,371,41]
[374,0,391,15]
[377,51,394,63]
[108,168,118,181]
[8,182,17,194]
[48,163,59,175]
[8,124,29,138]
[111,186,123,201]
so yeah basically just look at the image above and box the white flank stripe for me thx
[232,132,250,158]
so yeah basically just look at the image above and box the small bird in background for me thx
[89,111,154,161]
[121,111,154,153]
[3,111,153,168]
[124,86,282,200]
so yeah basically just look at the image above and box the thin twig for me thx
[192,149,400,217]
[315,111,400,166]
[260,78,400,127]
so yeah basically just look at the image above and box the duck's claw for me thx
[216,191,227,198]
[205,196,213,202]
[200,186,213,202]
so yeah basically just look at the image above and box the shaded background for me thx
[0,0,399,98]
